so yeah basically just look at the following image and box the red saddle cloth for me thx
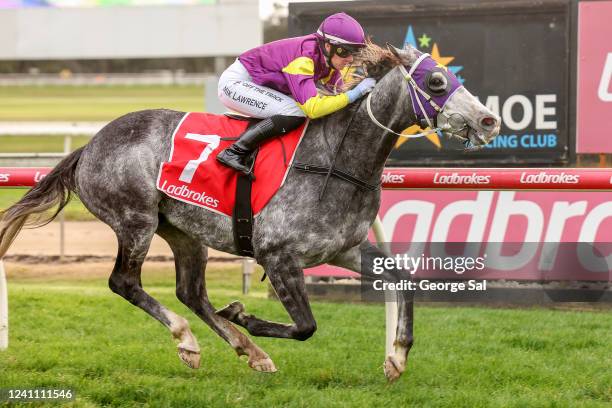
[156,112,307,216]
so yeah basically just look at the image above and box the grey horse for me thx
[0,45,500,381]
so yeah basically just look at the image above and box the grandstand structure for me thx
[0,0,261,64]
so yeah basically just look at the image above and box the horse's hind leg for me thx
[109,216,201,369]
[156,221,276,372]
[217,255,317,341]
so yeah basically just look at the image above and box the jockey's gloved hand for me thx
[346,77,377,103]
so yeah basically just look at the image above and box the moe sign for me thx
[290,0,571,166]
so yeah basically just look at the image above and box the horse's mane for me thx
[340,42,402,91]
[357,42,402,79]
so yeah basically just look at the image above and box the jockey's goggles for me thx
[332,44,358,58]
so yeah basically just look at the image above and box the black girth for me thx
[219,116,258,259]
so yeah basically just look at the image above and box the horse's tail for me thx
[0,147,84,258]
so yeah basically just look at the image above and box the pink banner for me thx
[306,190,612,280]
[1,167,610,280]
[577,1,612,153]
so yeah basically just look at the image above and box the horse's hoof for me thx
[178,346,201,369]
[216,301,245,321]
[249,357,277,373]
[383,354,404,382]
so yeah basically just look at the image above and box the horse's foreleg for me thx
[215,301,296,339]
[157,223,276,373]
[109,222,201,369]
[330,241,414,382]
[218,256,317,341]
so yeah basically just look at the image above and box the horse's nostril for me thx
[481,117,496,127]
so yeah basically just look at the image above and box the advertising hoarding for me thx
[290,0,571,165]
[306,188,612,281]
[576,1,612,153]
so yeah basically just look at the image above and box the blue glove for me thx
[346,77,377,103]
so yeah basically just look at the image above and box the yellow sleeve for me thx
[298,93,350,119]
[282,57,315,76]
[281,56,349,119]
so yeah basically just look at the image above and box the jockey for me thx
[216,12,376,175]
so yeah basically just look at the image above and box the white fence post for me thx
[0,260,8,350]
[372,216,397,356]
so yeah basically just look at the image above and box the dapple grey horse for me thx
[0,45,500,381]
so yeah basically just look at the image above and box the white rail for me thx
[0,122,104,136]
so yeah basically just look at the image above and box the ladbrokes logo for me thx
[34,171,46,183]
[160,180,219,208]
[0,173,9,183]
[381,172,405,184]
[520,172,580,184]
[433,172,491,185]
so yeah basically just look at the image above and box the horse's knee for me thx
[293,322,317,341]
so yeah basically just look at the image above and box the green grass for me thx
[0,266,610,407]
[1,84,609,405]
[0,85,204,121]
[0,189,93,221]
[0,135,91,153]
[0,84,206,220]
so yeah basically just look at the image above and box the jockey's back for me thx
[238,34,344,104]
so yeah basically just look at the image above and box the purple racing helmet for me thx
[316,12,367,49]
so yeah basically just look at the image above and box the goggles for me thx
[332,45,357,58]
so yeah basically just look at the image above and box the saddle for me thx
[157,111,377,261]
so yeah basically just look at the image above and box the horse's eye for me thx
[428,72,448,94]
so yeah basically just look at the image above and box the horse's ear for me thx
[385,42,402,59]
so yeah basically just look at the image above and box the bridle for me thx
[365,53,469,142]
[293,53,473,198]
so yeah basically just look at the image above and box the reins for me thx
[292,97,381,199]
[317,103,361,201]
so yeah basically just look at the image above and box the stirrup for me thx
[243,153,257,181]
[216,149,257,180]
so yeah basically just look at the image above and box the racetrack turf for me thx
[1,265,610,407]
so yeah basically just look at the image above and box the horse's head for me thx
[360,43,501,149]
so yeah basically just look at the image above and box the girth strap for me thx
[292,162,380,192]
[232,173,255,257]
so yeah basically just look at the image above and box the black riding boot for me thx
[217,115,305,175]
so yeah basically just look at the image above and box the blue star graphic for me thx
[403,26,466,84]
[404,26,417,49]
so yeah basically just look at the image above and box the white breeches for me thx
[217,59,306,118]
